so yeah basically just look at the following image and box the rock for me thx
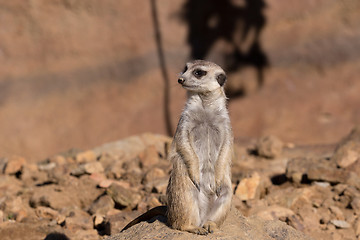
[355,218,360,237]
[138,145,159,168]
[37,162,57,171]
[333,147,359,168]
[15,209,28,222]
[106,184,141,209]
[286,157,348,184]
[142,167,166,184]
[329,206,345,220]
[235,172,262,201]
[89,195,115,215]
[144,178,168,194]
[89,172,107,185]
[109,207,312,240]
[4,156,26,175]
[346,172,360,189]
[75,150,97,163]
[250,205,295,221]
[83,162,104,174]
[106,160,125,179]
[93,134,171,163]
[350,197,360,214]
[330,220,351,229]
[30,186,76,210]
[94,214,105,227]
[256,135,284,158]
[5,196,30,222]
[64,208,93,231]
[71,161,104,176]
[93,214,111,236]
[35,206,59,220]
[99,179,115,188]
[332,126,360,168]
[50,155,67,165]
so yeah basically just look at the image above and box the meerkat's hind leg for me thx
[203,220,218,233]
[208,186,232,226]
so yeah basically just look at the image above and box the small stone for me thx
[75,151,97,163]
[88,195,115,215]
[93,214,111,236]
[235,172,261,201]
[330,219,351,229]
[147,196,162,209]
[93,214,104,227]
[332,126,360,168]
[65,208,93,231]
[4,156,26,175]
[313,181,330,188]
[50,155,67,165]
[0,210,3,223]
[107,183,141,209]
[83,162,104,174]
[333,147,359,168]
[71,162,104,176]
[351,197,360,214]
[355,219,360,237]
[89,172,107,184]
[251,205,295,221]
[56,214,66,225]
[14,209,27,222]
[144,178,168,194]
[35,206,59,220]
[138,145,159,168]
[99,179,114,188]
[256,135,283,158]
[142,167,166,184]
[329,206,344,220]
[38,162,57,171]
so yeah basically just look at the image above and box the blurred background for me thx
[0,0,359,162]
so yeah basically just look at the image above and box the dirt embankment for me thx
[0,0,359,161]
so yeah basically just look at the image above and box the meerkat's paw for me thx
[203,221,218,234]
[183,226,208,235]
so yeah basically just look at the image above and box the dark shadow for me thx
[271,174,288,185]
[44,232,70,240]
[179,0,269,99]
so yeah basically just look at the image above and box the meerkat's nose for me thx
[178,77,185,84]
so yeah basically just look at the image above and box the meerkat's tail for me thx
[121,205,167,232]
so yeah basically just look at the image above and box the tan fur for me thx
[166,60,233,235]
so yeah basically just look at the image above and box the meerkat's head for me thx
[178,60,227,93]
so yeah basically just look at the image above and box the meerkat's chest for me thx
[188,110,225,163]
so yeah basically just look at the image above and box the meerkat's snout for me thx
[178,77,185,84]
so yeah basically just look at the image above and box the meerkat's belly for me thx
[191,123,221,192]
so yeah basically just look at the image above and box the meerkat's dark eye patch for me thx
[182,65,188,73]
[216,73,227,86]
[192,69,207,78]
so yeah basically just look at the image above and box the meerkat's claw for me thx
[215,185,222,197]
[203,221,218,234]
[192,180,200,191]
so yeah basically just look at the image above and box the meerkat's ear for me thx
[216,73,227,86]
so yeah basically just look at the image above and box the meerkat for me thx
[121,60,233,235]
[166,60,233,235]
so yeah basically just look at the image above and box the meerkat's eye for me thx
[182,65,188,73]
[192,69,207,78]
